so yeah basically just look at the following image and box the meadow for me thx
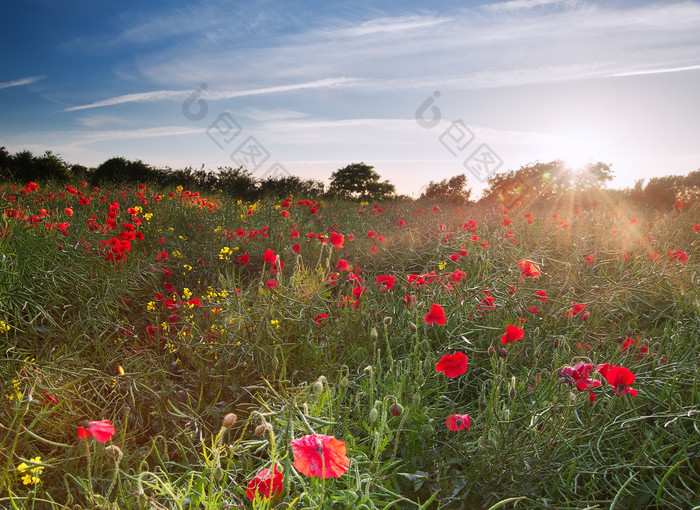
[0,179,698,509]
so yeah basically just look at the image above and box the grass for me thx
[0,180,698,509]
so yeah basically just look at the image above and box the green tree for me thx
[420,174,472,204]
[328,163,395,200]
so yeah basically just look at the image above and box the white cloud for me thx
[0,76,45,90]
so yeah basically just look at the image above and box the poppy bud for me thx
[383,316,392,326]
[412,393,421,406]
[553,338,560,348]
[408,321,417,332]
[370,328,378,341]
[222,413,238,428]
[487,345,496,357]
[416,301,425,310]
[341,376,349,388]
[312,381,323,396]
[271,355,279,370]
[389,403,403,416]
[498,348,508,359]
[416,373,425,386]
[369,407,378,423]
[509,387,516,400]
[254,424,268,437]
[363,365,373,376]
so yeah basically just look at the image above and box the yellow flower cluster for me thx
[0,320,10,333]
[17,456,44,485]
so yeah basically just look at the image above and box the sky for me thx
[1,0,700,197]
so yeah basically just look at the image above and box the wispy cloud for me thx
[612,63,700,77]
[484,0,579,12]
[0,76,45,90]
[73,126,204,144]
[63,77,357,112]
[335,15,453,37]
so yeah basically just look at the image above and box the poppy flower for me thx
[517,260,541,279]
[314,314,328,326]
[266,279,278,290]
[500,325,524,344]
[77,420,115,443]
[559,362,601,393]
[292,243,300,253]
[565,302,587,318]
[291,434,349,478]
[693,224,700,232]
[424,303,447,326]
[446,413,471,431]
[246,466,284,501]
[236,253,249,265]
[596,363,637,396]
[263,249,277,264]
[335,259,350,271]
[673,199,683,210]
[667,251,688,263]
[435,351,468,378]
[534,290,548,302]
[621,337,650,359]
[584,254,595,264]
[330,232,345,248]
[376,275,395,291]
[526,305,539,314]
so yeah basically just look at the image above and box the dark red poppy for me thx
[424,303,446,325]
[500,325,524,344]
[446,413,471,431]
[435,351,468,378]
[263,249,277,264]
[291,434,349,478]
[246,466,284,501]
[236,253,249,265]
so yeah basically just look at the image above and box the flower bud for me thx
[389,403,403,416]
[553,338,560,348]
[271,355,279,370]
[370,328,378,341]
[312,381,323,396]
[341,376,349,388]
[363,365,373,376]
[408,321,417,332]
[369,407,378,423]
[383,316,393,326]
[105,445,122,458]
[222,413,238,428]
[498,348,508,359]
[254,424,268,437]
[509,387,516,400]
[412,393,421,406]
[488,345,496,357]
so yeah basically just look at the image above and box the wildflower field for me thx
[1,180,698,509]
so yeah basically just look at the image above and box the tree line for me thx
[1,147,697,208]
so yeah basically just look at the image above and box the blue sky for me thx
[2,0,699,196]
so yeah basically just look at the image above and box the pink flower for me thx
[446,414,471,431]
[78,420,115,443]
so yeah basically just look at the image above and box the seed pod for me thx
[369,407,378,423]
[509,387,516,400]
[222,413,238,428]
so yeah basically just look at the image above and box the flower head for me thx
[500,325,524,344]
[78,419,115,443]
[596,363,637,396]
[246,466,284,501]
[424,303,446,326]
[517,260,541,279]
[446,414,471,431]
[291,434,349,478]
[435,351,468,378]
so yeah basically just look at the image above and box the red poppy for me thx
[280,210,290,217]
[435,351,468,378]
[314,314,328,326]
[673,199,683,210]
[246,466,284,501]
[446,413,471,431]
[78,420,115,443]
[584,254,595,264]
[667,251,688,263]
[292,243,300,253]
[503,218,513,226]
[517,260,541,279]
[236,253,249,265]
[263,249,277,264]
[335,259,350,271]
[526,305,539,314]
[500,325,524,344]
[621,337,650,360]
[565,302,587,318]
[596,363,637,396]
[397,219,405,226]
[376,275,395,291]
[559,362,601,392]
[330,232,345,248]
[693,224,700,232]
[534,290,548,302]
[291,434,349,478]
[424,303,447,326]
[369,246,378,254]
[266,279,278,289]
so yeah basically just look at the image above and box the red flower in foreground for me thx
[314,313,328,326]
[330,232,345,248]
[517,260,541,279]
[596,363,637,396]
[246,466,284,501]
[559,362,601,401]
[236,253,249,265]
[78,420,115,443]
[565,302,587,318]
[376,275,395,291]
[501,325,524,344]
[263,249,277,264]
[424,303,447,325]
[291,434,349,478]
[534,290,548,302]
[266,279,278,289]
[446,414,471,431]
[435,351,468,378]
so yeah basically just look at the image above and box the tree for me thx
[328,163,395,200]
[420,174,472,204]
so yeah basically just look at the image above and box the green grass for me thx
[0,181,698,509]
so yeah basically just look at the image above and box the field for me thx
[1,180,698,509]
